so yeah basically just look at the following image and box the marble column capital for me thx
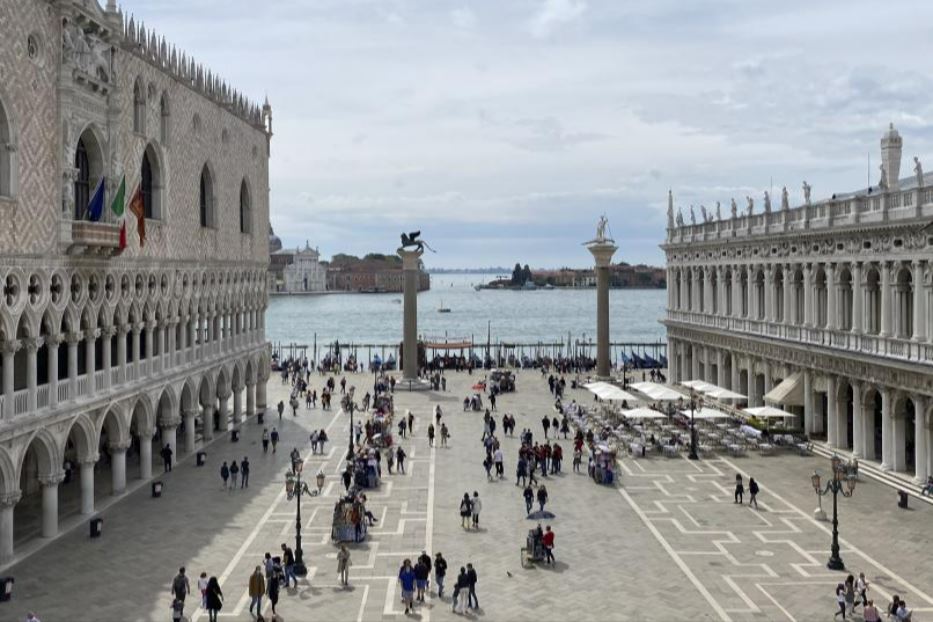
[182,409,198,419]
[0,339,21,355]
[131,323,144,335]
[84,328,100,341]
[65,331,83,346]
[0,491,22,508]
[160,416,182,429]
[45,333,65,347]
[38,471,66,487]
[100,325,117,339]
[22,336,43,352]
[108,441,131,453]
[78,453,100,466]
[136,426,155,440]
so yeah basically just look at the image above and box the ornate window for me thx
[0,98,13,197]
[74,139,90,218]
[239,179,251,234]
[159,93,170,144]
[199,164,213,228]
[133,77,145,133]
[141,144,162,220]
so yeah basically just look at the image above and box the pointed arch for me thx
[239,178,251,234]
[199,163,214,228]
[65,414,98,462]
[133,76,146,133]
[0,90,16,198]
[74,126,105,220]
[141,142,164,220]
[17,429,60,481]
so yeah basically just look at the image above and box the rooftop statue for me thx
[802,181,812,205]
[781,186,789,211]
[676,208,684,227]
[763,191,771,213]
[915,157,924,188]
[700,205,708,223]
[667,190,675,229]
[730,198,738,219]
[746,196,754,216]
[689,205,696,225]
[715,201,722,221]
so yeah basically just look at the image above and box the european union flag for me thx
[87,177,105,222]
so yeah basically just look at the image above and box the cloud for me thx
[450,7,476,29]
[529,0,587,38]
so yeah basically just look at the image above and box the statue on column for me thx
[878,164,887,190]
[802,181,812,205]
[781,186,790,211]
[689,205,696,225]
[675,208,684,227]
[595,214,609,241]
[715,201,721,221]
[746,196,754,216]
[730,198,738,219]
[667,190,674,229]
[914,156,924,188]
[763,191,771,213]
[399,231,434,253]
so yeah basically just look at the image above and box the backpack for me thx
[172,575,187,595]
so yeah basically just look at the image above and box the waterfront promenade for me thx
[8,371,933,621]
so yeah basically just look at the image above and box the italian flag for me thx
[111,175,127,250]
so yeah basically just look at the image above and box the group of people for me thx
[833,572,911,621]
[218,456,250,490]
[397,553,477,615]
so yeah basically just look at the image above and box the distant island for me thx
[475,262,666,290]
[426,267,511,274]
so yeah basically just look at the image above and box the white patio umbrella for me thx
[622,407,669,420]
[679,407,732,420]
[584,381,640,403]
[706,388,747,400]
[743,406,796,419]
[629,382,683,402]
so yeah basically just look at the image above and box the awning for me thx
[629,382,684,401]
[679,407,731,420]
[584,382,640,403]
[622,407,669,420]
[743,406,796,419]
[681,380,746,401]
[681,380,714,390]
[764,372,804,407]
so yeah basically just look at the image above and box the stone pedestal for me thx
[586,240,618,379]
[397,247,431,390]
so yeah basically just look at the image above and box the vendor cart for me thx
[332,497,368,543]
[520,529,546,568]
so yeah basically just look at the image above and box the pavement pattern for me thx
[6,370,933,621]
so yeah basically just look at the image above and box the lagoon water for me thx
[266,273,667,349]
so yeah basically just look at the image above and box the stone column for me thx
[116,326,127,384]
[85,328,98,396]
[880,262,892,337]
[913,261,926,342]
[166,320,176,368]
[160,420,178,468]
[398,247,425,382]
[893,408,908,472]
[914,396,928,483]
[232,386,243,425]
[1,340,20,419]
[110,442,128,494]
[101,327,114,390]
[851,381,863,458]
[803,369,814,433]
[717,350,726,387]
[183,410,197,453]
[256,379,267,417]
[24,337,41,413]
[79,456,97,515]
[39,472,64,538]
[138,429,154,480]
[0,492,21,562]
[217,394,230,433]
[691,346,700,380]
[246,381,256,419]
[587,239,617,378]
[746,266,756,319]
[764,266,774,322]
[47,334,61,409]
[880,388,892,470]
[803,264,813,327]
[782,264,792,324]
[826,263,837,330]
[730,353,740,392]
[826,375,838,447]
[747,358,759,406]
[731,266,741,318]
[66,332,80,399]
[703,268,712,314]
[144,322,155,367]
[851,262,863,335]
[131,324,141,372]
[201,405,215,441]
[762,360,772,400]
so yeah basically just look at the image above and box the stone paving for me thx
[6,371,933,621]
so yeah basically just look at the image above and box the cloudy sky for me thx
[122,0,933,268]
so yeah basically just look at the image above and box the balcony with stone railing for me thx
[665,309,933,365]
[665,185,933,246]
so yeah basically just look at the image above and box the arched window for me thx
[0,98,12,197]
[239,179,251,234]
[199,165,213,228]
[159,93,170,144]
[73,128,103,220]
[133,78,145,133]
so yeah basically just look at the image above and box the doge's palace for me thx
[0,0,272,561]
[664,124,933,486]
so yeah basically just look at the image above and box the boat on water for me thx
[438,299,451,313]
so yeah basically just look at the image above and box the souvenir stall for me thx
[331,496,367,543]
[589,443,618,485]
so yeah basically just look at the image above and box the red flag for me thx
[119,220,127,250]
[128,184,146,247]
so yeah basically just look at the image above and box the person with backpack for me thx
[220,462,230,490]
[270,427,280,453]
[734,474,745,504]
[248,565,265,617]
[229,460,239,490]
[261,428,270,454]
[205,576,223,622]
[748,477,759,509]
[434,552,448,598]
[459,493,472,528]
[171,567,190,604]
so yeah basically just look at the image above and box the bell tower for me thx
[881,122,902,190]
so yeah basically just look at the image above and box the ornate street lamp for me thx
[345,397,358,460]
[678,389,702,460]
[811,455,857,571]
[285,462,310,576]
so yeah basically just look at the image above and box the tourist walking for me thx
[428,423,435,447]
[543,525,555,564]
[220,462,230,490]
[281,543,297,588]
[271,427,279,453]
[573,447,582,472]
[844,575,856,616]
[734,474,744,504]
[452,567,467,614]
[834,583,848,619]
[277,400,284,420]
[171,597,184,622]
[262,428,270,453]
[466,563,478,609]
[537,485,549,513]
[198,572,209,608]
[523,484,534,515]
[161,443,173,472]
[516,456,527,487]
[408,410,414,433]
[856,572,870,609]
[434,552,448,598]
[398,559,416,615]
[441,423,449,447]
[396,446,406,473]
[248,565,265,617]
[337,544,351,586]
[171,567,191,604]
[267,568,280,617]
[205,576,223,622]
[459,493,472,528]
[494,447,503,478]
[229,459,239,489]
[240,457,250,488]
[471,491,482,528]
[414,557,430,602]
[542,415,550,439]
[748,477,759,508]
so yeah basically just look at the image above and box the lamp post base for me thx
[813,508,827,521]
[294,560,308,577]
[688,450,699,460]
[826,556,845,571]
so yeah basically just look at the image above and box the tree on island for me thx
[523,264,533,284]
[511,263,524,285]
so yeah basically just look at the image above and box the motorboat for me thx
[438,299,451,313]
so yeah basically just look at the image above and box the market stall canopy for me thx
[681,380,715,391]
[584,382,640,403]
[706,388,747,400]
[679,407,732,420]
[743,406,797,419]
[763,372,804,407]
[629,382,683,401]
[622,407,669,420]
[680,380,746,400]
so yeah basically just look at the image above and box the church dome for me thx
[268,224,283,253]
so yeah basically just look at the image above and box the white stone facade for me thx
[664,125,933,484]
[281,243,327,293]
[0,0,272,562]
